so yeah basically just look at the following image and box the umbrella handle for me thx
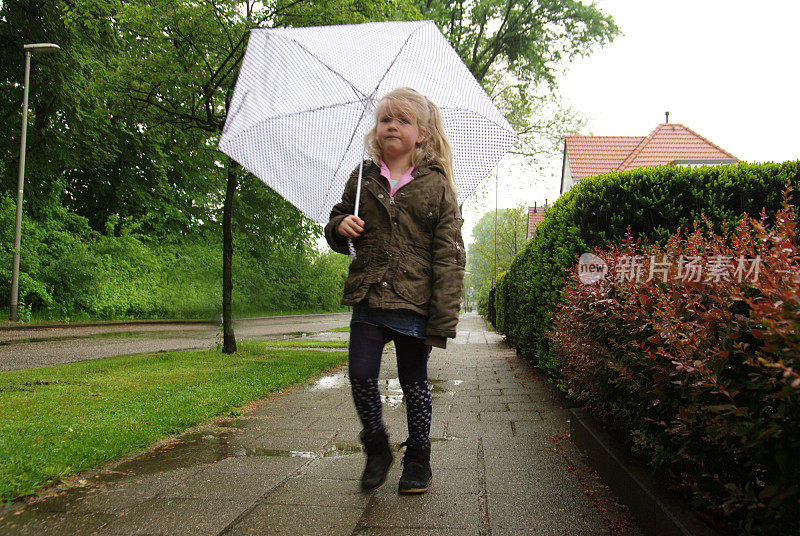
[353,155,364,219]
[348,154,366,259]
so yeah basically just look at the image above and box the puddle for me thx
[0,430,236,522]
[318,439,459,455]
[429,378,464,395]
[106,430,232,478]
[242,448,316,458]
[280,332,310,339]
[310,371,349,391]
[322,442,364,457]
[311,373,404,408]
[381,378,404,408]
[310,374,463,404]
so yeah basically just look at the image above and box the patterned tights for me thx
[348,322,432,447]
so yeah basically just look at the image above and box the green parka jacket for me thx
[324,160,466,348]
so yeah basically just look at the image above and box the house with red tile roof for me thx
[527,202,549,239]
[560,122,738,194]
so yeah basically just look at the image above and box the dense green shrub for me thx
[0,194,348,321]
[0,197,96,315]
[477,287,490,319]
[496,161,800,375]
[492,273,506,330]
[550,191,800,534]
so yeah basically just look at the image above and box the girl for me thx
[324,87,466,494]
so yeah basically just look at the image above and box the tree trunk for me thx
[222,161,238,354]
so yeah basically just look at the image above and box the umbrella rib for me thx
[328,101,373,183]
[221,89,249,138]
[263,100,370,122]
[219,100,372,149]
[281,36,369,102]
[315,100,373,225]
[367,22,427,97]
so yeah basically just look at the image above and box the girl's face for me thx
[376,106,424,162]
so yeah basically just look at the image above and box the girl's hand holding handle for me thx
[337,215,365,238]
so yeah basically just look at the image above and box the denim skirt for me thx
[350,299,427,340]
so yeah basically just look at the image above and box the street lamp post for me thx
[9,42,60,322]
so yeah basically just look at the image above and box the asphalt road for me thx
[0,313,350,372]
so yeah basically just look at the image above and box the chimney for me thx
[665,111,670,124]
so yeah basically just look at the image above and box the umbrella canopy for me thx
[219,20,517,225]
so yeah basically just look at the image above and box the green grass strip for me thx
[258,339,348,348]
[327,326,351,333]
[0,341,346,503]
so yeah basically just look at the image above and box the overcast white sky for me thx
[463,0,800,243]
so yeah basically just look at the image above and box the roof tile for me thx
[565,136,644,178]
[618,124,737,171]
[565,124,738,180]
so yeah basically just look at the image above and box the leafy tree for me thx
[0,0,221,237]
[466,204,528,312]
[0,0,107,217]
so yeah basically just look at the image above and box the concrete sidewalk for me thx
[0,313,639,535]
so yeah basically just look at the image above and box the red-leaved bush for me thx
[550,186,799,534]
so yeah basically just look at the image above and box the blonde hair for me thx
[365,87,455,194]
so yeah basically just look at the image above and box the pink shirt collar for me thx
[379,160,415,197]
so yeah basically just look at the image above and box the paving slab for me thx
[261,477,371,508]
[223,503,364,536]
[95,497,250,536]
[0,313,640,536]
[356,492,482,530]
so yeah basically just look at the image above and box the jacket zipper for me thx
[367,176,394,205]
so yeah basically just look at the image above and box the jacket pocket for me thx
[343,252,369,297]
[393,256,432,306]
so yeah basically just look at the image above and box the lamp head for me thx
[23,43,60,53]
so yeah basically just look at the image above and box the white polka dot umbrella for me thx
[218,20,517,228]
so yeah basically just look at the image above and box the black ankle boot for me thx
[398,441,432,494]
[359,428,394,492]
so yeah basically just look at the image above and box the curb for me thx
[568,408,718,536]
[0,319,215,332]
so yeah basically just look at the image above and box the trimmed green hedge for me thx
[494,161,800,376]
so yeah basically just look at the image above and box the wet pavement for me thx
[0,313,350,371]
[0,313,639,535]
